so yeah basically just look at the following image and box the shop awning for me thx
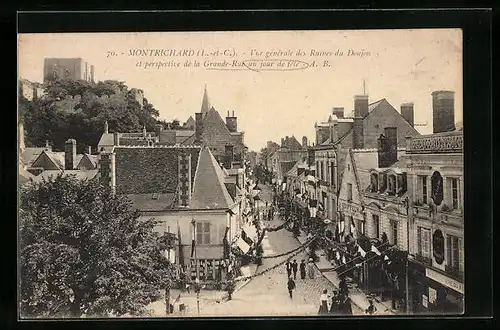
[235,237,251,253]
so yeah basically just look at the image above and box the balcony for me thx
[407,132,463,154]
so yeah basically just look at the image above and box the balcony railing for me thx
[445,265,464,282]
[407,132,463,154]
[415,254,432,266]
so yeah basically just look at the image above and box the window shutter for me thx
[196,222,203,244]
[204,222,211,244]
[446,235,451,267]
[417,227,422,255]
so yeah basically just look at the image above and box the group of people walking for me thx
[318,289,353,315]
[284,258,319,299]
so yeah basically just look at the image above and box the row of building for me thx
[19,85,258,285]
[264,90,463,314]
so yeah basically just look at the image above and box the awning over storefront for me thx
[235,237,251,253]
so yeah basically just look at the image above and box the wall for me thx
[44,58,86,81]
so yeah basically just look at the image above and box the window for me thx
[370,173,378,192]
[330,161,335,186]
[196,221,211,245]
[347,164,351,171]
[431,171,444,205]
[388,175,397,195]
[419,175,428,204]
[391,220,398,246]
[446,234,464,273]
[372,214,380,238]
[417,227,431,259]
[347,183,353,201]
[316,161,320,179]
[359,219,366,235]
[450,178,459,209]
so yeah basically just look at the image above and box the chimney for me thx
[401,103,415,127]
[432,91,455,133]
[352,116,364,149]
[224,145,234,169]
[104,120,109,134]
[307,147,315,167]
[354,95,369,118]
[64,139,77,170]
[226,111,237,132]
[378,127,398,168]
[333,107,344,118]
[87,146,92,155]
[45,140,50,149]
[302,136,308,149]
[113,132,119,146]
[195,112,203,144]
[281,138,285,147]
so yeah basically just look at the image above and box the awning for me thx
[235,237,250,253]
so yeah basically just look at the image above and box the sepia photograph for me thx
[18,29,464,318]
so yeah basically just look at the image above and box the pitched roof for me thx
[98,133,115,148]
[346,98,386,118]
[114,146,201,195]
[281,161,298,177]
[190,146,234,209]
[126,193,178,212]
[285,160,300,177]
[185,116,195,128]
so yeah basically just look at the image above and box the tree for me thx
[19,174,172,318]
[21,79,160,153]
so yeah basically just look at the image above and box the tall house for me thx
[43,58,95,83]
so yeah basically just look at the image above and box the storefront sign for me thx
[339,202,361,214]
[426,268,464,294]
[428,287,437,304]
[422,295,428,308]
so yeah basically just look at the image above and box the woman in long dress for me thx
[318,289,330,315]
[307,258,315,279]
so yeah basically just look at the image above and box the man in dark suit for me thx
[291,259,298,280]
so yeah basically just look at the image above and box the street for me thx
[146,184,362,317]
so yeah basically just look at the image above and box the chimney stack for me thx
[45,140,50,149]
[378,127,398,168]
[195,112,203,144]
[113,132,119,146]
[333,107,344,118]
[224,145,234,169]
[401,103,415,127]
[354,95,369,118]
[302,136,308,149]
[87,146,92,155]
[104,120,109,134]
[432,91,455,133]
[281,138,285,147]
[307,147,315,167]
[64,139,77,170]
[226,111,237,132]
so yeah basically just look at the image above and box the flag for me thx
[177,222,184,266]
[190,221,196,258]
[350,223,357,240]
[336,251,341,260]
[342,255,347,264]
[357,245,367,258]
[222,226,230,259]
[384,255,389,261]
[371,245,381,256]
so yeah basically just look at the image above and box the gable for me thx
[201,108,245,151]
[338,150,362,205]
[340,99,420,149]
[77,154,97,170]
[31,151,62,170]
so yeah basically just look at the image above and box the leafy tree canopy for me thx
[21,78,160,153]
[19,175,172,318]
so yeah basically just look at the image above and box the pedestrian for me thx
[318,289,330,315]
[339,277,349,297]
[299,259,306,279]
[342,295,353,315]
[329,291,340,314]
[291,259,298,280]
[365,299,377,315]
[307,258,315,279]
[287,276,296,299]
[285,261,292,278]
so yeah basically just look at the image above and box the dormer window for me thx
[397,173,407,196]
[370,173,379,192]
[378,173,387,192]
[388,174,397,196]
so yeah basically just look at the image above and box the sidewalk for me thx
[295,231,396,315]
[234,262,259,293]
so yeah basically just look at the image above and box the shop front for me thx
[409,261,464,315]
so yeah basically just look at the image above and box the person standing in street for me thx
[365,299,377,315]
[307,258,315,279]
[287,276,296,299]
[299,259,306,279]
[291,259,298,280]
[318,289,330,315]
[329,291,340,315]
[285,261,292,278]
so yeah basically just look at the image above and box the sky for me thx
[18,29,462,152]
